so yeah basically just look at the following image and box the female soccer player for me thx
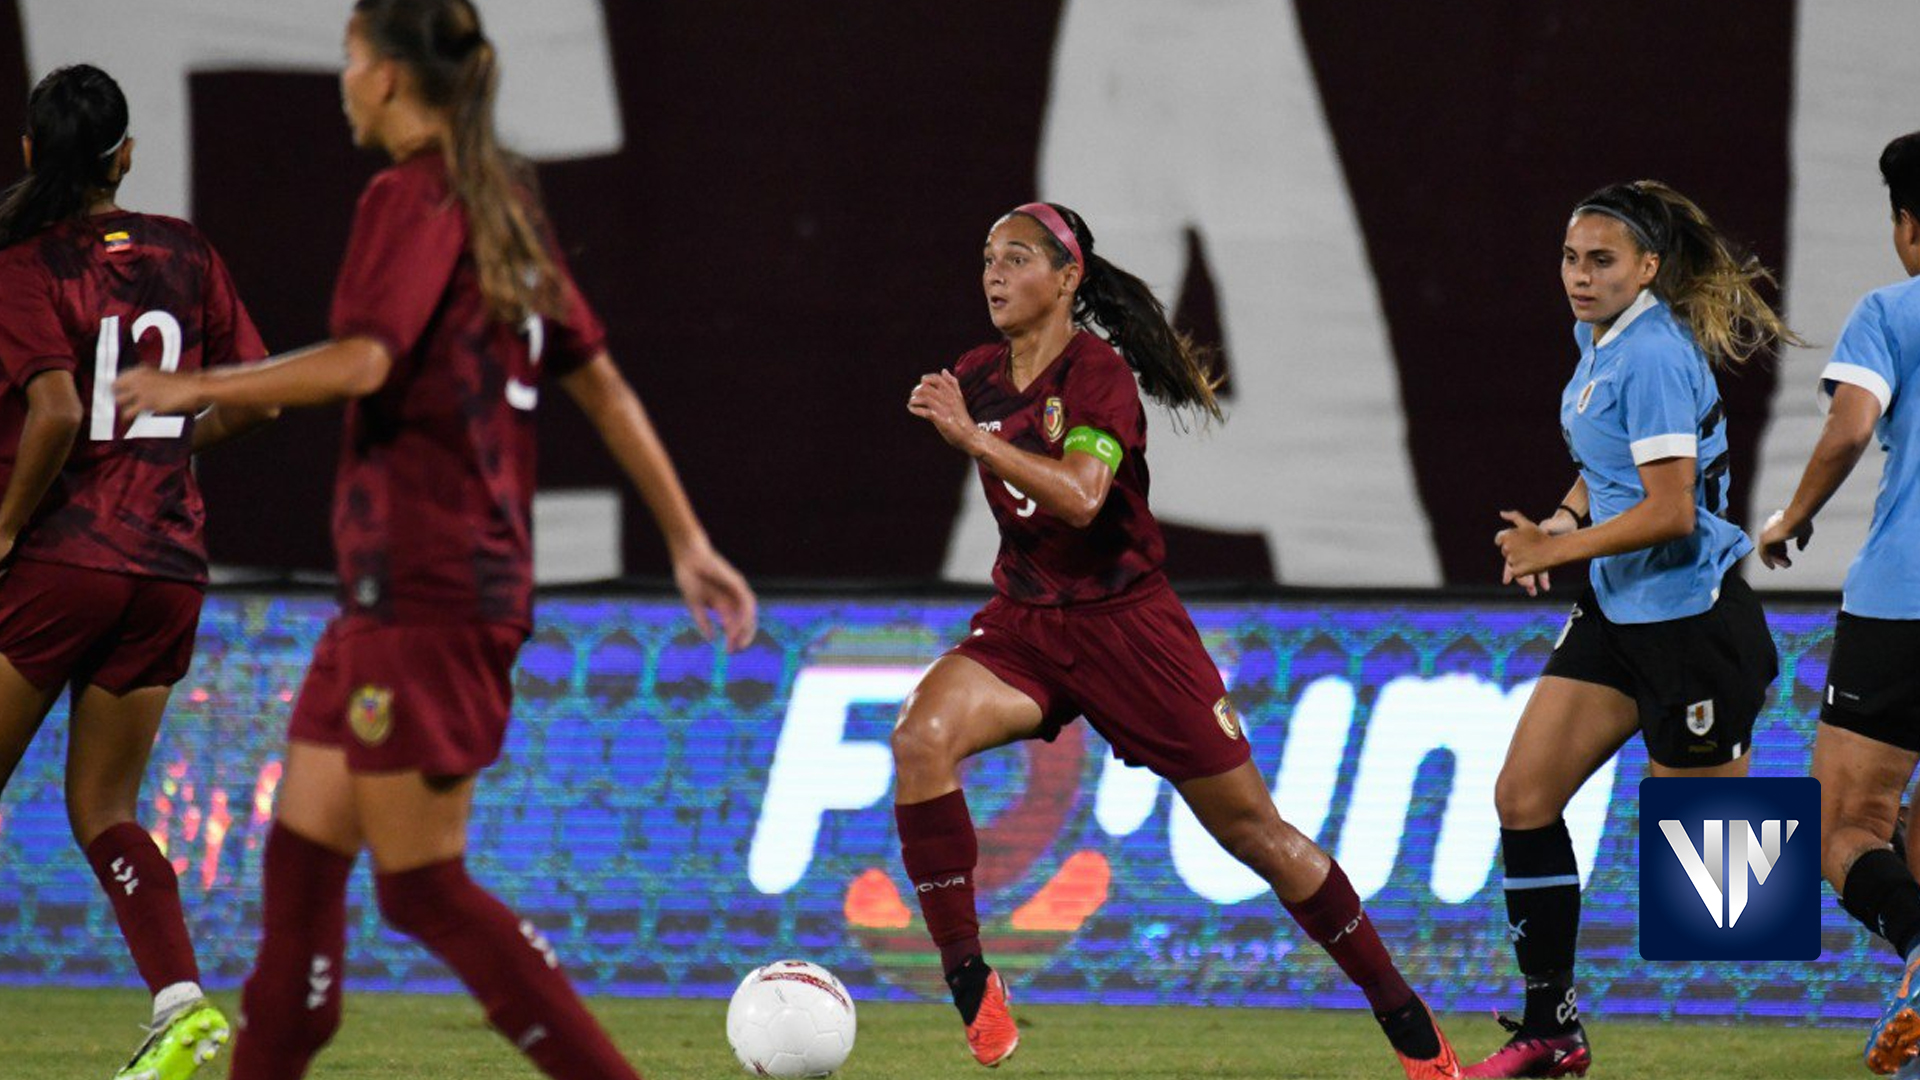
[0,64,275,1080]
[115,3,756,1078]
[901,201,1461,1079]
[1758,131,1920,1075]
[1480,180,1795,1078]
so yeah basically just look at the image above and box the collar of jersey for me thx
[1592,288,1661,350]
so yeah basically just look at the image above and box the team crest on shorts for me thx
[1685,699,1716,737]
[1043,397,1065,442]
[1213,696,1243,741]
[349,685,395,746]
[1576,380,1598,414]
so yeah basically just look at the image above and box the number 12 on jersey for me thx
[91,311,185,442]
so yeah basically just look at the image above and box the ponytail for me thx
[1573,180,1804,368]
[0,65,129,250]
[1019,204,1224,425]
[354,0,564,322]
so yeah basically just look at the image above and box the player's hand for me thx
[1495,509,1558,579]
[1503,561,1550,597]
[1758,508,1812,569]
[907,370,984,455]
[672,540,758,652]
[113,366,204,421]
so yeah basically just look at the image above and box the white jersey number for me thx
[91,311,185,441]
[507,314,544,412]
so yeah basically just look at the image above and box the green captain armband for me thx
[1063,425,1123,470]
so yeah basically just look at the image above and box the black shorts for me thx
[1542,572,1778,768]
[1819,612,1920,752]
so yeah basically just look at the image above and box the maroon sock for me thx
[83,822,199,993]
[1281,861,1414,1014]
[896,789,982,975]
[229,822,355,1080]
[375,859,642,1080]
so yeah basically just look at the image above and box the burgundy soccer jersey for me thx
[954,330,1164,604]
[328,152,605,628]
[0,212,266,583]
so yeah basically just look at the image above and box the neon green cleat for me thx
[111,1001,231,1080]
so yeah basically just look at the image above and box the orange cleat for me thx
[965,968,1020,1068]
[1868,954,1920,1074]
[1394,999,1463,1080]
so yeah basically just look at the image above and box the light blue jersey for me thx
[1823,276,1920,619]
[1560,290,1751,623]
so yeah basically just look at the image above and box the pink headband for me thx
[1011,202,1083,266]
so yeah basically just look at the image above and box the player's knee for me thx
[890,708,960,776]
[1210,811,1288,879]
[63,793,133,849]
[1492,771,1562,829]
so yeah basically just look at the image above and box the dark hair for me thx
[1879,131,1920,222]
[1572,180,1803,368]
[353,0,563,321]
[0,65,129,250]
[1017,203,1224,424]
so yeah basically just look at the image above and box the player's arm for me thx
[190,404,281,454]
[1498,458,1694,576]
[113,337,392,418]
[557,352,756,650]
[907,369,1115,527]
[1758,382,1881,568]
[0,371,83,557]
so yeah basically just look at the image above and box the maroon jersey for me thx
[328,152,604,628]
[0,212,265,584]
[955,330,1164,604]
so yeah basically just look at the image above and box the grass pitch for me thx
[2,986,1858,1079]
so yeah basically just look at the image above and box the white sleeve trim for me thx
[1819,362,1893,415]
[1630,433,1698,464]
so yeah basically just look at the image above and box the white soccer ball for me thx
[726,960,857,1077]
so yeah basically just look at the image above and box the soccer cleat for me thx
[112,1000,231,1080]
[1868,954,1920,1074]
[1462,1014,1590,1078]
[963,968,1019,1067]
[1390,998,1463,1080]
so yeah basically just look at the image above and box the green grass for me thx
[1,986,1861,1079]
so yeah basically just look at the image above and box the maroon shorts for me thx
[0,559,203,694]
[287,617,527,777]
[949,577,1251,782]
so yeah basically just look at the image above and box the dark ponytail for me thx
[353,0,564,322]
[1572,180,1804,368]
[1018,204,1225,425]
[0,64,129,250]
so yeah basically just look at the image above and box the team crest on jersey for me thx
[1213,696,1243,740]
[1576,380,1598,414]
[1685,699,1716,737]
[349,685,395,746]
[1043,397,1065,442]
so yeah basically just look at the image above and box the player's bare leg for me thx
[67,683,230,1080]
[891,656,1046,1066]
[1814,725,1920,1072]
[1177,761,1460,1078]
[0,652,58,793]
[354,769,643,1079]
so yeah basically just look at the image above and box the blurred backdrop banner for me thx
[0,592,1871,1025]
[4,0,1912,587]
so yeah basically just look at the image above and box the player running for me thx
[901,200,1462,1078]
[114,3,755,1077]
[1758,130,1920,1075]
[1480,180,1795,1077]
[0,63,276,1080]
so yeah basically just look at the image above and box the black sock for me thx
[945,955,990,1025]
[1843,848,1920,959]
[1501,820,1581,1034]
[1375,996,1440,1059]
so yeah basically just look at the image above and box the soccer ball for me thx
[726,960,857,1077]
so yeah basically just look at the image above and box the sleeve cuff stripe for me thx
[1630,433,1698,464]
[1821,362,1894,413]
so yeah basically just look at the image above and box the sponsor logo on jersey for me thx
[1213,696,1242,740]
[349,684,395,746]
[1044,397,1065,442]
